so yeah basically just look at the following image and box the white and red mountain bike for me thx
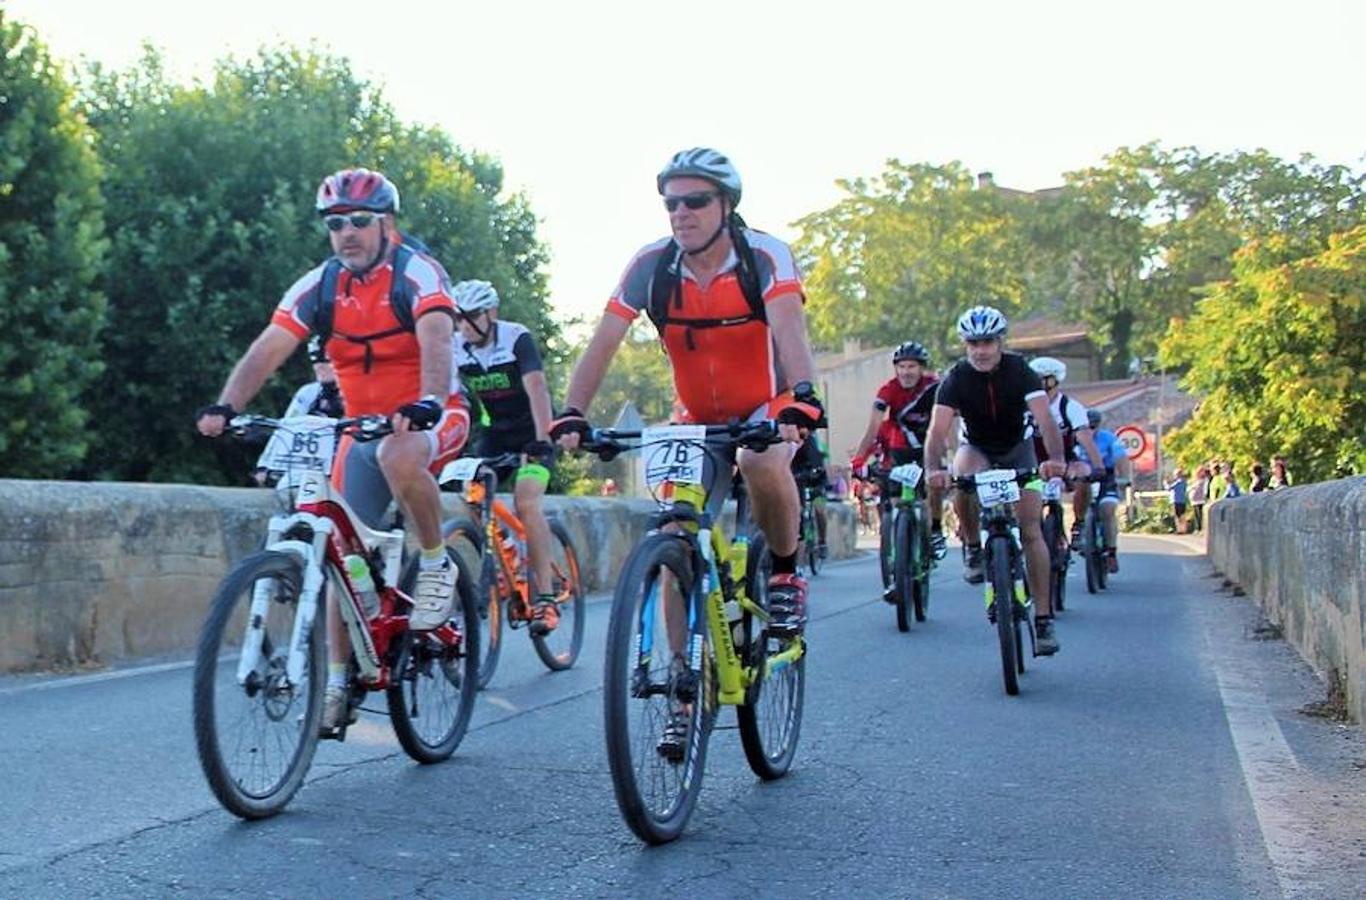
[192,414,479,819]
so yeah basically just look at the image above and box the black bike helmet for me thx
[892,341,930,364]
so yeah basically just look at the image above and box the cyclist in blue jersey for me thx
[1082,409,1129,573]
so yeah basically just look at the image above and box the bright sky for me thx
[10,0,1364,332]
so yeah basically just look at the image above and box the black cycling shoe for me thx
[1035,617,1060,656]
[656,708,689,762]
[929,531,948,561]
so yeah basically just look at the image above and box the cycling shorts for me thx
[331,404,470,528]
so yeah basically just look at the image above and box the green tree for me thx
[794,161,1033,364]
[589,322,676,426]
[77,46,552,483]
[1161,225,1366,482]
[0,14,107,477]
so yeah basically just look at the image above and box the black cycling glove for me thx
[396,396,443,430]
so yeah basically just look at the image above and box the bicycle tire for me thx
[989,536,1020,696]
[912,506,930,622]
[603,532,710,844]
[1094,512,1110,590]
[443,517,502,689]
[737,531,806,780]
[193,550,325,819]
[893,510,915,632]
[1083,509,1101,594]
[1042,506,1066,613]
[802,499,823,577]
[531,519,586,672]
[388,547,480,764]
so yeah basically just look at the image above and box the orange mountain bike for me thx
[438,453,584,689]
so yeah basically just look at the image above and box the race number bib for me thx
[261,416,337,478]
[438,456,484,486]
[975,469,1021,507]
[1042,478,1063,501]
[641,425,706,487]
[889,462,923,490]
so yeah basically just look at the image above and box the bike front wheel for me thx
[193,550,325,819]
[878,504,896,604]
[738,531,805,780]
[603,533,711,844]
[989,537,1020,696]
[531,519,586,672]
[388,548,480,763]
[1083,510,1101,595]
[443,517,502,690]
[893,509,915,632]
[1042,508,1066,613]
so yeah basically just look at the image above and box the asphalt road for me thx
[3,534,1363,899]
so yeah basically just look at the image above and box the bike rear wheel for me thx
[738,532,805,780]
[442,517,502,690]
[531,519,585,672]
[193,550,325,819]
[603,533,711,844]
[989,537,1020,696]
[802,502,822,577]
[893,509,915,632]
[388,548,480,764]
[1083,509,1101,594]
[1094,512,1110,590]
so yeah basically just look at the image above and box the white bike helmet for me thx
[956,305,1009,341]
[657,147,743,206]
[452,279,499,314]
[1029,356,1067,384]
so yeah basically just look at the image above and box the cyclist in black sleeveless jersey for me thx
[452,280,560,634]
[925,305,1066,655]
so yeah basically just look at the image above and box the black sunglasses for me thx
[323,212,379,232]
[663,191,720,212]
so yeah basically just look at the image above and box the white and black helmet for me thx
[452,279,499,313]
[657,147,742,206]
[1029,356,1067,383]
[956,305,1009,341]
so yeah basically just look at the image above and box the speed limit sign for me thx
[1115,425,1146,460]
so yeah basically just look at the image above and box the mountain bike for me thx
[1082,474,1112,594]
[436,452,584,689]
[795,468,824,576]
[954,469,1038,696]
[587,421,806,844]
[1039,477,1069,613]
[193,415,479,819]
[872,462,933,632]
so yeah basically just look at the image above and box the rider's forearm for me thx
[523,370,555,441]
[1079,433,1103,469]
[218,325,297,411]
[563,316,629,413]
[416,312,454,400]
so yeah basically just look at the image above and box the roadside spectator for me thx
[1269,456,1292,489]
[1167,468,1189,532]
[1210,461,1227,501]
[825,463,850,502]
[600,478,618,497]
[1190,466,1211,532]
[1249,462,1270,493]
[1222,464,1243,498]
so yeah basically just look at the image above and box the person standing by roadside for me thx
[1249,462,1270,493]
[1269,456,1292,489]
[1222,463,1243,498]
[1167,468,1189,532]
[1190,466,1211,532]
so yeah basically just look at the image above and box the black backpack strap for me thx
[729,221,766,324]
[645,221,768,336]
[313,259,343,345]
[646,240,683,332]
[389,240,416,333]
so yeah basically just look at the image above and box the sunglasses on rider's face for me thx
[663,191,720,212]
[324,213,379,232]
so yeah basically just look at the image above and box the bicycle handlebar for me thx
[581,421,785,462]
[227,414,395,443]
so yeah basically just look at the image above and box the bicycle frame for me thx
[236,467,458,694]
[463,477,532,608]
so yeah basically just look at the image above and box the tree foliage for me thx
[794,161,1031,366]
[0,14,107,476]
[1161,225,1366,481]
[589,322,676,426]
[74,46,553,483]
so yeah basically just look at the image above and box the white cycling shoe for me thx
[409,559,456,631]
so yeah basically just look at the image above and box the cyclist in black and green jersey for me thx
[451,280,560,634]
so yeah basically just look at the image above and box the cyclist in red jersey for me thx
[849,341,947,559]
[551,147,822,638]
[196,168,469,732]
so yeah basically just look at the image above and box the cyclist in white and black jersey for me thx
[1025,356,1104,544]
[925,305,1066,655]
[253,336,344,484]
[451,280,561,635]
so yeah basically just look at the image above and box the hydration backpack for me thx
[646,220,767,348]
[312,234,436,371]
